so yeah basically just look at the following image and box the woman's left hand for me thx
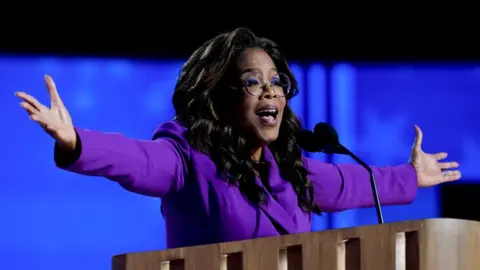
[410,125,461,187]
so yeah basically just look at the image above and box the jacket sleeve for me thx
[303,157,418,212]
[54,128,187,198]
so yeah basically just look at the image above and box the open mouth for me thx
[255,107,279,125]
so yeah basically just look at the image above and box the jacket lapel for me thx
[256,147,297,234]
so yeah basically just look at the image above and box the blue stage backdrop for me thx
[1,56,479,270]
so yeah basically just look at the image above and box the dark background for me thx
[2,17,480,62]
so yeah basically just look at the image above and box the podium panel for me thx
[112,218,480,270]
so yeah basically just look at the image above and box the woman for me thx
[16,28,460,249]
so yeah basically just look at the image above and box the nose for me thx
[260,83,277,99]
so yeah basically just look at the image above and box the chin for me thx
[255,129,279,145]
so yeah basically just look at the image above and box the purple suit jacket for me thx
[56,120,418,248]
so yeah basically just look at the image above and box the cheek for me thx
[236,99,256,124]
[279,99,287,116]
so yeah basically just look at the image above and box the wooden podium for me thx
[111,218,480,270]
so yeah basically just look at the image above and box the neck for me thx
[251,147,262,161]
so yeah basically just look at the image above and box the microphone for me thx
[299,123,384,224]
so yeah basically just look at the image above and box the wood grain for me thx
[111,218,480,270]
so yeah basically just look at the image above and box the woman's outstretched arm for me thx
[55,128,187,197]
[16,76,187,198]
[303,157,418,212]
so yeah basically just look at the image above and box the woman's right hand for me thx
[16,75,77,151]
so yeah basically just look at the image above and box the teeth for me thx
[258,108,277,113]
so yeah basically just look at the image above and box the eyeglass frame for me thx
[230,72,292,97]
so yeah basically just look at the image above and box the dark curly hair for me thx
[172,28,321,214]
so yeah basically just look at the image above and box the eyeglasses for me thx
[238,72,291,97]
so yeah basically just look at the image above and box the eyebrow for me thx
[240,67,277,74]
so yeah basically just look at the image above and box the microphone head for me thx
[297,129,320,152]
[313,122,340,145]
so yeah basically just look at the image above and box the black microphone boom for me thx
[301,123,384,224]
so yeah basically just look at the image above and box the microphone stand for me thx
[328,144,385,224]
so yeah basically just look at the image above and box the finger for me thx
[434,152,448,160]
[439,161,459,170]
[19,103,48,128]
[413,125,423,151]
[442,170,462,182]
[30,113,46,127]
[20,101,39,115]
[44,75,63,106]
[15,92,49,112]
